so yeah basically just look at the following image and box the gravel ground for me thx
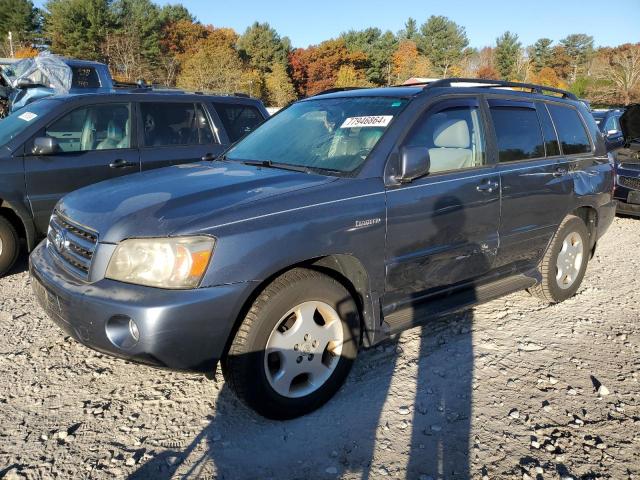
[1,217,639,480]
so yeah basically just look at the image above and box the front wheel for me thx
[530,215,590,304]
[222,268,360,419]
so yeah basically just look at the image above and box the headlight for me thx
[106,236,215,289]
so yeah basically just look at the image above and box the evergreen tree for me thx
[417,16,468,76]
[494,31,521,80]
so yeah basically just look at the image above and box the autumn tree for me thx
[44,0,111,60]
[476,65,499,80]
[417,15,469,76]
[550,45,572,80]
[176,29,243,93]
[494,31,521,80]
[334,64,371,88]
[528,67,567,89]
[289,39,367,96]
[392,40,431,83]
[559,33,594,81]
[591,44,640,105]
[265,62,296,106]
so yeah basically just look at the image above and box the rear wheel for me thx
[530,215,590,304]
[222,268,360,419]
[0,215,20,277]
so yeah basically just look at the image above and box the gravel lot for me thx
[1,217,639,480]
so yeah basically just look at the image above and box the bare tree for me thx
[592,44,640,105]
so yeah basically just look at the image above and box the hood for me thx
[58,161,335,243]
[621,104,640,145]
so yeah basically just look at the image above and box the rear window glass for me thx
[71,67,101,88]
[547,104,592,155]
[213,103,264,143]
[490,106,545,162]
[140,103,216,147]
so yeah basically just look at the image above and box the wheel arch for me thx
[571,205,598,256]
[220,254,380,363]
[0,199,36,251]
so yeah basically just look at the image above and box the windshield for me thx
[225,96,409,173]
[0,99,53,147]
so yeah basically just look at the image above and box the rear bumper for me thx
[29,241,255,373]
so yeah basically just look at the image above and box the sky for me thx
[150,0,640,49]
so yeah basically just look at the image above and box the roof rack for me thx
[312,87,364,97]
[424,78,578,100]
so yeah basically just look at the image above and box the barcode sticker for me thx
[340,116,393,128]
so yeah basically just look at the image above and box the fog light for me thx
[129,318,140,342]
[105,315,139,350]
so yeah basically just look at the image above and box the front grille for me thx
[47,212,98,280]
[618,176,640,191]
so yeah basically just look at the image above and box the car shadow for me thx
[127,306,474,480]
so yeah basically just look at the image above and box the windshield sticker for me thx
[340,115,393,129]
[18,112,38,122]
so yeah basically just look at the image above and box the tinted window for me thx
[140,103,216,147]
[490,106,545,162]
[213,103,263,142]
[71,67,101,88]
[45,103,131,152]
[406,103,486,173]
[538,104,560,156]
[547,104,591,155]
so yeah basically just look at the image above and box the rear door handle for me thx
[476,180,499,193]
[109,159,136,169]
[553,167,568,177]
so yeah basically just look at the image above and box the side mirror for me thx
[32,137,59,156]
[395,146,430,183]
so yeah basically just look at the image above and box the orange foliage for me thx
[528,67,568,89]
[14,47,38,59]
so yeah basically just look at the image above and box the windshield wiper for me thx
[239,159,311,173]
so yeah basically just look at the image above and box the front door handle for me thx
[476,180,499,193]
[553,167,569,177]
[109,159,136,169]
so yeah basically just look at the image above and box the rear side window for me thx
[213,103,263,143]
[537,103,560,156]
[547,104,592,155]
[489,105,545,162]
[140,103,216,147]
[71,67,101,88]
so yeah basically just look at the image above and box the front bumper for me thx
[29,241,255,372]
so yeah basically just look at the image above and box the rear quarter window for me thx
[547,104,592,155]
[213,103,264,143]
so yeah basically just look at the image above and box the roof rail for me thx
[312,87,364,97]
[424,78,578,100]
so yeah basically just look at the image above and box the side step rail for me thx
[383,273,538,336]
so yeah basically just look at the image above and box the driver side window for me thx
[405,101,486,174]
[45,103,131,153]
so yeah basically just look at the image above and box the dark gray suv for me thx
[30,79,617,419]
[0,91,268,275]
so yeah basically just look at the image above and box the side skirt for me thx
[379,271,540,339]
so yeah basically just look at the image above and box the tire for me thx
[530,215,590,304]
[222,268,360,419]
[0,215,20,277]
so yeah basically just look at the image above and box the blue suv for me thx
[30,79,617,418]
